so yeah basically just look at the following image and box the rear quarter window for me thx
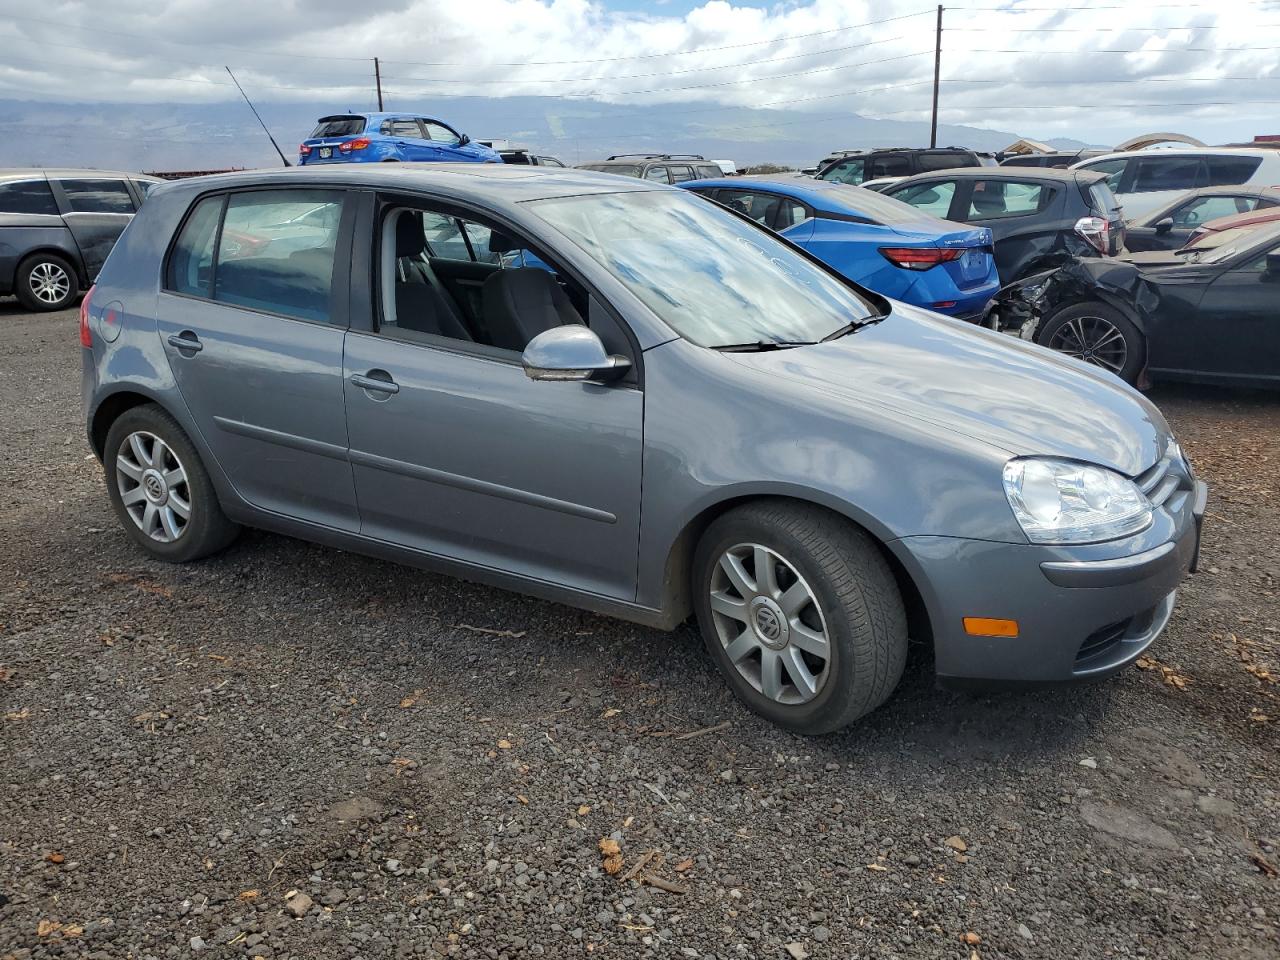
[1205,155,1263,186]
[0,179,59,215]
[1085,182,1121,216]
[917,152,974,172]
[166,194,223,297]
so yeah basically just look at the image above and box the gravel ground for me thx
[1,302,1277,960]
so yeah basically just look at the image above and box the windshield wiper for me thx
[711,339,817,352]
[821,312,886,342]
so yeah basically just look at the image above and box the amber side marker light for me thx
[963,617,1020,638]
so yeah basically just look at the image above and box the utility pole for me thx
[374,57,384,110]
[930,5,942,148]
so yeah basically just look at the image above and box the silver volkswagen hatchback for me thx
[81,166,1205,734]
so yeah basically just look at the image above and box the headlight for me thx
[1003,457,1152,544]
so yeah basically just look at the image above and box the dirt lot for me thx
[1,303,1277,960]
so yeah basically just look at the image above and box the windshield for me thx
[310,117,365,138]
[528,190,877,347]
[1181,224,1279,264]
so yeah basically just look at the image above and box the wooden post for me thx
[930,5,942,148]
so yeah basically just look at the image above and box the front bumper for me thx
[889,473,1206,687]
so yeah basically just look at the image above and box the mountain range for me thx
[0,96,1095,173]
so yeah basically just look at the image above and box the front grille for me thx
[1076,618,1130,663]
[1135,449,1190,510]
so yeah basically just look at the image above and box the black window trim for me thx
[0,176,61,217]
[160,185,354,330]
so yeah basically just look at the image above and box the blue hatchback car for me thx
[682,176,999,321]
[298,113,501,166]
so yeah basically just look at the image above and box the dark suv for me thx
[815,147,995,186]
[880,167,1125,283]
[0,168,159,311]
[578,154,724,184]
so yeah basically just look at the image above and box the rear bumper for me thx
[888,477,1206,687]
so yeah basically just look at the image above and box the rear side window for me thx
[1205,155,1262,186]
[666,165,695,183]
[166,194,223,297]
[0,179,58,215]
[1131,156,1205,194]
[918,152,973,172]
[214,190,344,323]
[311,117,365,138]
[869,154,911,178]
[644,166,671,183]
[59,179,135,214]
[966,180,1047,219]
[1080,158,1127,193]
[385,120,423,138]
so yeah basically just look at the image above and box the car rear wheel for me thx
[16,253,79,312]
[692,502,908,734]
[104,404,240,562]
[1036,301,1144,384]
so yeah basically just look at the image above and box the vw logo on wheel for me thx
[755,607,782,641]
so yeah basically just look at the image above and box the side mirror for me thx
[522,326,630,382]
[459,133,471,145]
[1154,217,1174,235]
[1266,251,1280,275]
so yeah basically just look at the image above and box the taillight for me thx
[878,246,965,271]
[339,138,371,153]
[299,143,312,156]
[79,284,95,347]
[1075,216,1111,255]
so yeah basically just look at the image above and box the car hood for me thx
[724,302,1168,477]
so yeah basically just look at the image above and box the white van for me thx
[1071,148,1280,220]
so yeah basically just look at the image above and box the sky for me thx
[0,0,1277,148]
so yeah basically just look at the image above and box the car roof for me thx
[1076,147,1277,163]
[1198,205,1280,233]
[887,166,1105,188]
[681,174,938,219]
[0,167,159,182]
[152,163,663,204]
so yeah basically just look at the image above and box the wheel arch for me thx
[1038,295,1149,378]
[89,387,166,459]
[656,489,934,650]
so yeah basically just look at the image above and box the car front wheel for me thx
[1036,301,1144,384]
[16,253,79,311]
[692,502,908,734]
[103,404,240,562]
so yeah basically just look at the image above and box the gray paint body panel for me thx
[83,164,1200,685]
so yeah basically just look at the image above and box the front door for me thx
[1157,247,1280,384]
[50,177,137,279]
[157,187,359,530]
[342,198,644,600]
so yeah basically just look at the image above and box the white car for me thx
[1070,148,1280,220]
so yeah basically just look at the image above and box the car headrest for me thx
[482,267,582,352]
[487,231,521,255]
[395,211,426,258]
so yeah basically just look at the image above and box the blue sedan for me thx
[298,113,501,165]
[681,176,999,321]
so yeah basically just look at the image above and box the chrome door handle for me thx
[167,332,202,353]
[350,372,399,394]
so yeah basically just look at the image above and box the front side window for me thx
[1131,157,1205,194]
[529,191,876,348]
[869,154,911,179]
[422,121,461,145]
[1080,158,1127,193]
[888,180,956,218]
[819,158,865,185]
[966,180,1047,219]
[59,179,135,214]
[1172,195,1260,227]
[539,157,565,167]
[0,179,59,215]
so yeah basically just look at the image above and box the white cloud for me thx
[0,0,1276,144]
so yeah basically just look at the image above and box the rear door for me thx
[157,187,359,530]
[956,178,1060,281]
[384,118,431,160]
[49,177,137,279]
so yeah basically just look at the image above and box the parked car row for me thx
[81,163,1206,736]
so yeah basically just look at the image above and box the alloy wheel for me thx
[708,542,832,704]
[115,431,191,543]
[1047,314,1128,375]
[29,261,71,305]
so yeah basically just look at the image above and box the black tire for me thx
[15,252,79,312]
[103,404,240,563]
[1035,301,1144,385]
[692,501,908,735]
